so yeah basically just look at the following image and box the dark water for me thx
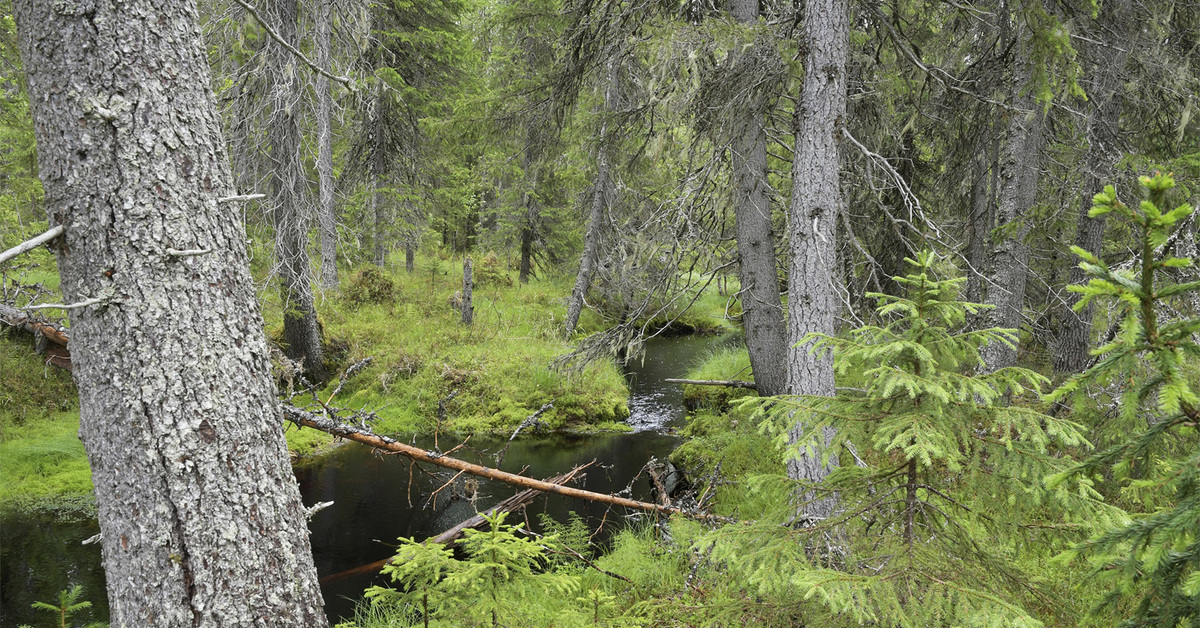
[0,334,729,625]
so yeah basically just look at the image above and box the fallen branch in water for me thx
[283,404,730,523]
[664,378,757,389]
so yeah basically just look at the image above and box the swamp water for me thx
[1,334,733,625]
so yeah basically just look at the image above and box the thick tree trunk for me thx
[268,0,325,381]
[965,127,997,305]
[980,35,1044,373]
[565,59,618,336]
[785,0,848,518]
[730,0,788,397]
[1055,0,1132,374]
[14,1,328,625]
[315,0,339,290]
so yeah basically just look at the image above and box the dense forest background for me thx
[1,0,1199,625]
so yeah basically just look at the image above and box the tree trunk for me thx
[462,257,474,325]
[980,28,1044,374]
[14,1,328,624]
[730,0,788,397]
[519,210,534,284]
[406,238,415,273]
[565,58,618,336]
[1055,0,1133,374]
[785,0,848,518]
[315,0,339,290]
[268,0,325,381]
[965,126,997,305]
[371,82,389,268]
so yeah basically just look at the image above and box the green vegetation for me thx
[1047,174,1200,626]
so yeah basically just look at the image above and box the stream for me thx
[0,334,731,625]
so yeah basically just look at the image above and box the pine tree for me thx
[1047,173,1200,627]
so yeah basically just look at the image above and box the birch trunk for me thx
[730,0,787,397]
[785,0,848,518]
[14,1,328,624]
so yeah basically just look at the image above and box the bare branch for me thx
[0,224,64,265]
[232,0,357,93]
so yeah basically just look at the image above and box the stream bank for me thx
[0,333,736,625]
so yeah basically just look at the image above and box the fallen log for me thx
[0,303,70,347]
[319,463,592,584]
[283,405,729,523]
[664,378,757,389]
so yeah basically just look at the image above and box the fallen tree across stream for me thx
[283,405,728,523]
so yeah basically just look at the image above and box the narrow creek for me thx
[0,333,732,625]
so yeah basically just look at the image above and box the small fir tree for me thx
[1047,173,1200,627]
[714,251,1106,625]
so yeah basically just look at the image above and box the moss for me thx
[681,344,758,410]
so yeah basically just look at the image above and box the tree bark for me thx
[965,126,997,305]
[565,58,618,336]
[371,80,389,268]
[314,0,339,290]
[14,1,328,624]
[785,0,848,518]
[1055,0,1133,374]
[268,0,326,381]
[980,26,1045,374]
[462,256,474,325]
[730,0,788,397]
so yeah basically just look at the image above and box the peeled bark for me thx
[268,0,325,381]
[565,58,618,336]
[314,0,339,290]
[1055,0,1133,374]
[785,0,848,518]
[14,1,327,624]
[730,0,788,397]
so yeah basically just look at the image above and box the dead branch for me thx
[664,378,757,389]
[0,224,64,265]
[495,401,553,467]
[283,404,731,522]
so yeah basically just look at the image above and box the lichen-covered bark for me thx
[267,0,325,380]
[565,58,618,336]
[1055,0,1132,375]
[314,0,339,290]
[14,1,328,625]
[980,35,1044,373]
[730,0,787,397]
[785,0,847,517]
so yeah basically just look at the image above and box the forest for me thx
[0,0,1198,626]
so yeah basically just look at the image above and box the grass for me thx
[263,251,633,438]
[679,342,758,410]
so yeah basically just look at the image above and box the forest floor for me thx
[0,248,733,512]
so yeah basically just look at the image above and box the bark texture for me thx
[730,0,788,397]
[314,0,339,290]
[462,257,474,325]
[980,32,1044,373]
[14,1,327,625]
[267,0,325,380]
[1055,0,1133,374]
[785,0,847,517]
[565,58,618,336]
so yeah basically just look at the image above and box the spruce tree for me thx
[720,251,1104,625]
[1047,173,1200,627]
